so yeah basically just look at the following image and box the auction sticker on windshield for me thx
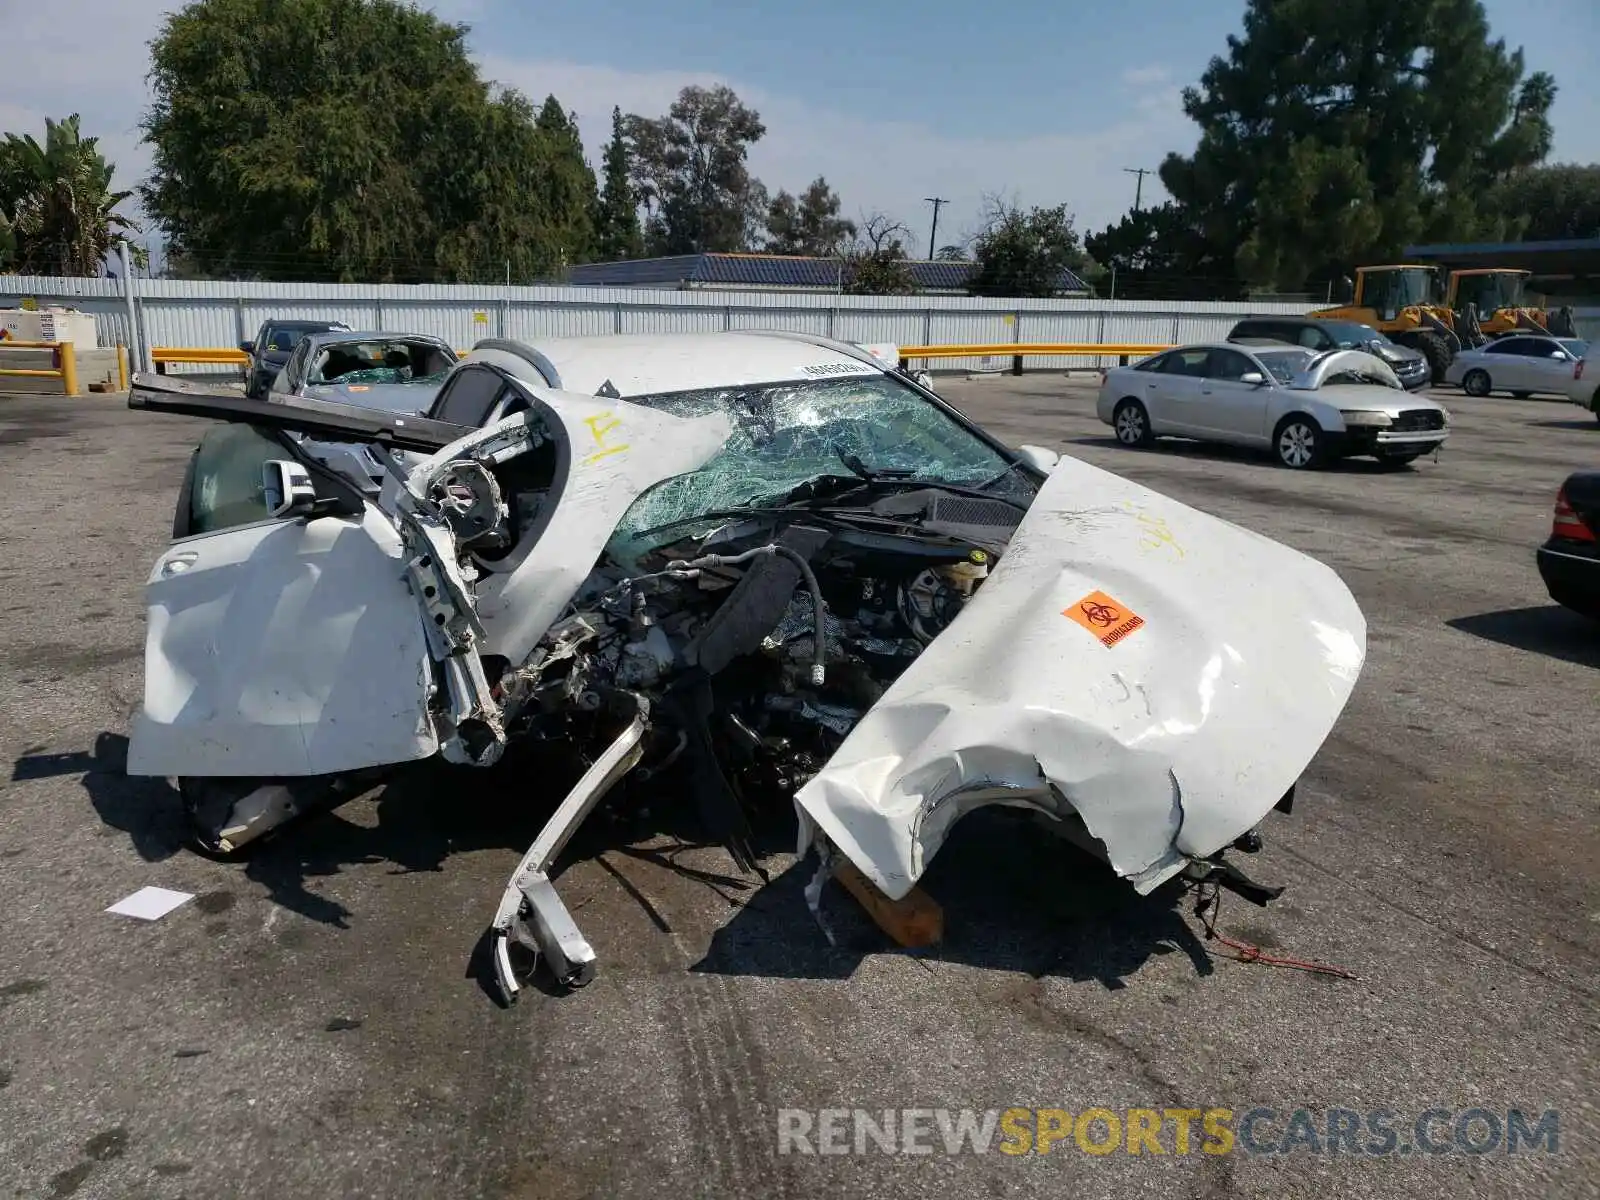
[1064,590,1146,648]
[798,361,879,377]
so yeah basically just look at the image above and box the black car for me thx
[1229,315,1432,392]
[1536,471,1600,619]
[242,319,351,399]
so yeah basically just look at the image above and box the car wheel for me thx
[1112,399,1154,447]
[1273,415,1324,470]
[1462,369,1491,397]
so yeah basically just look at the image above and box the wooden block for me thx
[834,860,943,948]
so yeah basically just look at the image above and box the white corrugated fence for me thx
[0,274,1346,376]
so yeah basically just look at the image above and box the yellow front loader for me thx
[1444,269,1578,342]
[1311,265,1463,379]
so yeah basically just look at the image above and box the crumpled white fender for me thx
[793,454,1366,899]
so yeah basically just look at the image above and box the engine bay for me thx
[439,445,1036,872]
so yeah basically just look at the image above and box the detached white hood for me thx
[793,455,1366,899]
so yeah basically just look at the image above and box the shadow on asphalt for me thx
[690,807,1217,992]
[1067,435,1425,473]
[1528,418,1598,431]
[51,733,1219,997]
[1447,605,1600,668]
[12,732,190,863]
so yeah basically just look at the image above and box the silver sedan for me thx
[1096,343,1451,469]
[1443,334,1588,398]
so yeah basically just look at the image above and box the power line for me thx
[923,197,948,260]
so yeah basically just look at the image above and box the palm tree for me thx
[0,114,142,276]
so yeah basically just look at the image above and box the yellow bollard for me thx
[58,341,79,396]
[116,344,129,391]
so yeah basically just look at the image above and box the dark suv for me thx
[242,319,351,399]
[1228,316,1431,391]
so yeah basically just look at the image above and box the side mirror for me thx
[1239,371,1266,386]
[1551,350,1569,361]
[261,459,318,519]
[239,340,256,356]
[1016,444,1061,473]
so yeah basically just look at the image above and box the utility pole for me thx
[1123,167,1152,213]
[924,197,948,260]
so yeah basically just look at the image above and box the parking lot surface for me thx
[0,377,1595,1199]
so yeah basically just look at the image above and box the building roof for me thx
[1404,238,1600,275]
[564,253,1090,294]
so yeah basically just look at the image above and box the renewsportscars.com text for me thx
[776,1106,1561,1157]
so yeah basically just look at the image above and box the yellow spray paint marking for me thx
[1121,501,1185,558]
[580,411,630,466]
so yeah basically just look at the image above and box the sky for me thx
[2,0,1597,261]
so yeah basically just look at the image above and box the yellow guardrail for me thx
[0,340,82,394]
[901,343,1171,357]
[153,347,249,369]
[898,342,1171,374]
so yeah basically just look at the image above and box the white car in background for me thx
[1561,346,1600,423]
[1443,334,1589,399]
[1097,343,1452,469]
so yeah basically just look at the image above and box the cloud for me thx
[0,0,1194,252]
[483,57,1191,240]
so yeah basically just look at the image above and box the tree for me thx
[1489,163,1600,241]
[1160,0,1558,290]
[765,176,855,256]
[1084,202,1242,299]
[0,114,141,275]
[968,198,1087,297]
[839,213,919,295]
[593,106,643,261]
[533,95,598,268]
[140,0,583,282]
[934,243,968,261]
[624,85,767,254]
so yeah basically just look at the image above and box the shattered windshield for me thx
[608,374,1015,553]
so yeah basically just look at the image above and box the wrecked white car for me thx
[125,331,1366,1002]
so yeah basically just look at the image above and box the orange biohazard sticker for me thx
[1063,590,1146,648]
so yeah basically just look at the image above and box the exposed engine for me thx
[486,504,1017,864]
[422,439,1031,871]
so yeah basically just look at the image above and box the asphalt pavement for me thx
[0,378,1596,1199]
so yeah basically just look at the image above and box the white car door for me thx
[127,423,439,779]
[1525,341,1578,395]
[1486,337,1538,391]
